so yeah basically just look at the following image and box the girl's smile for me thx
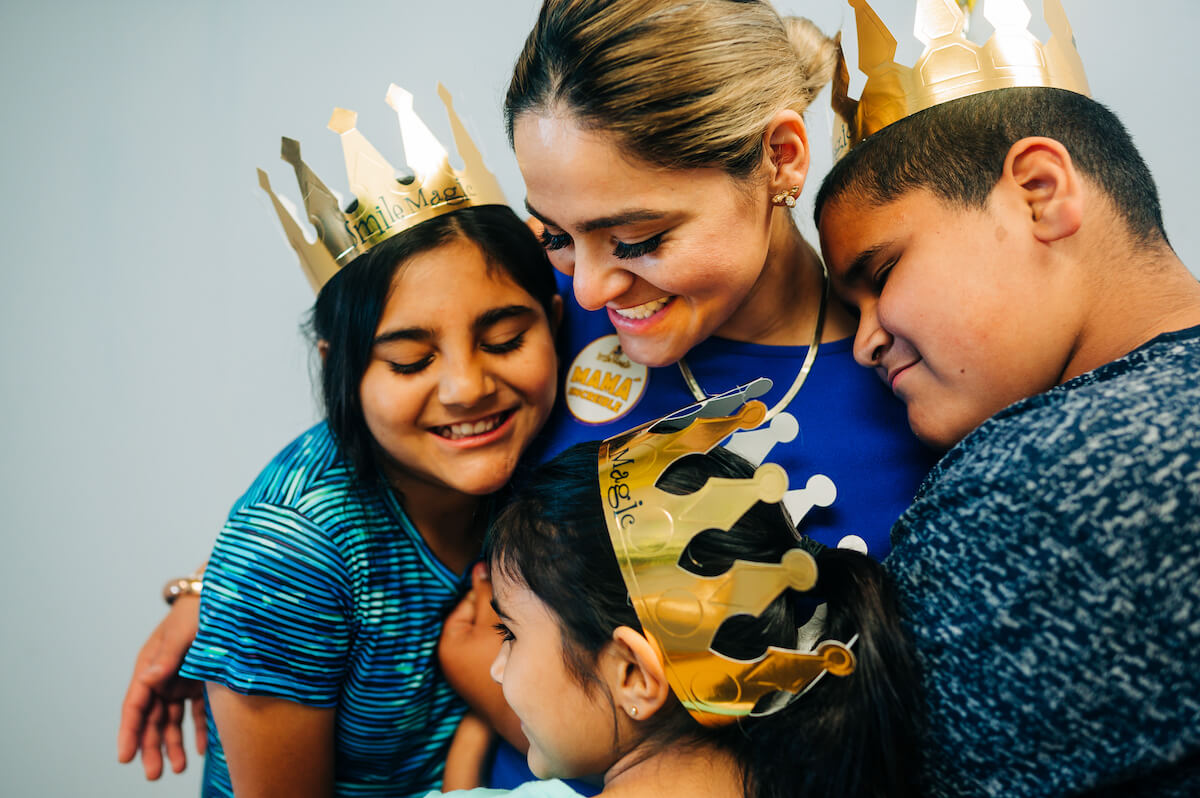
[360,236,559,500]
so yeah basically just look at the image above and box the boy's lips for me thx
[887,360,919,392]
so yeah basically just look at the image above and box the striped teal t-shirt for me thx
[181,422,470,797]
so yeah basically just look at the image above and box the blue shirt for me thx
[532,271,935,558]
[491,276,936,789]
[182,422,469,797]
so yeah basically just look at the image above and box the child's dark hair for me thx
[815,87,1168,247]
[307,204,556,484]
[489,441,921,798]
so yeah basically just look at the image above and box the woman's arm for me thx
[207,683,336,798]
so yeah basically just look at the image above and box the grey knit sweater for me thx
[887,326,1200,797]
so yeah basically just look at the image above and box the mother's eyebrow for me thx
[525,199,667,233]
[490,596,510,621]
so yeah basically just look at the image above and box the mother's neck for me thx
[715,220,857,346]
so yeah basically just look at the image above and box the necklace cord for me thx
[677,262,830,423]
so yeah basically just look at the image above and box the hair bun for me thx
[783,16,838,102]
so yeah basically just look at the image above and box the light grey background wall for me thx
[0,2,1194,796]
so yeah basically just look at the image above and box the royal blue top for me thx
[490,275,936,789]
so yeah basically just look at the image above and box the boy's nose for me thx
[852,301,891,369]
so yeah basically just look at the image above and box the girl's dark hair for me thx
[307,204,556,484]
[489,441,921,798]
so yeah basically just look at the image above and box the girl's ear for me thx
[763,109,811,199]
[602,626,672,721]
[317,339,330,362]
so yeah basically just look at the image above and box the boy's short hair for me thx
[815,87,1167,246]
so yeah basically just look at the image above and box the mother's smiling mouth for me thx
[610,297,672,320]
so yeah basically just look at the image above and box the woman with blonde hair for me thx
[439,0,933,788]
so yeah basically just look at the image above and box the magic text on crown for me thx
[257,84,508,292]
[598,381,855,727]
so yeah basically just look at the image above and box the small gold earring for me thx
[771,185,801,208]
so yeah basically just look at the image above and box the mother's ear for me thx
[763,109,811,199]
[602,626,672,722]
[1002,136,1083,244]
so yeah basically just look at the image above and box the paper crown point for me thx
[260,84,508,292]
[599,381,855,727]
[832,0,1090,159]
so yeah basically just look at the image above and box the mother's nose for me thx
[570,245,635,312]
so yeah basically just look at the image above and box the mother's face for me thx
[514,113,774,368]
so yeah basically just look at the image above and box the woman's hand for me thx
[439,563,527,752]
[116,594,206,778]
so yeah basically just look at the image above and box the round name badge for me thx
[564,334,649,425]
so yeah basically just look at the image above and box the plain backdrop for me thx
[0,1,1195,795]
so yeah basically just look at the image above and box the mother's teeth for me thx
[613,297,670,320]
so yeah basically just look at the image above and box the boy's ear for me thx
[1002,136,1083,244]
[602,626,672,721]
[763,109,811,197]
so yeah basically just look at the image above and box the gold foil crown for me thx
[257,84,507,291]
[598,381,855,727]
[832,0,1090,159]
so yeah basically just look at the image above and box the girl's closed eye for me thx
[388,355,434,375]
[482,331,526,355]
[613,232,664,260]
[493,622,515,642]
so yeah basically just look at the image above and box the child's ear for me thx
[1002,136,1083,244]
[317,339,330,362]
[763,109,811,198]
[602,626,672,721]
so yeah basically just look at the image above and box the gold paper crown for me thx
[257,84,508,291]
[598,381,855,727]
[832,0,1090,159]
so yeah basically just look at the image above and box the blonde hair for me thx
[505,0,837,178]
